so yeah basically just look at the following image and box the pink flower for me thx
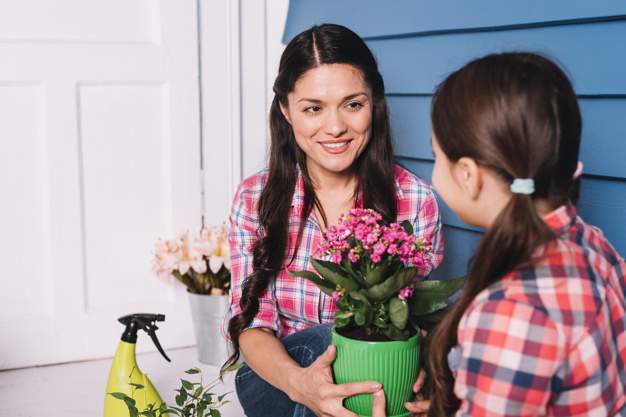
[371,254,382,263]
[348,249,360,263]
[330,252,342,264]
[398,286,415,300]
[365,230,379,245]
[331,291,341,304]
[372,242,386,256]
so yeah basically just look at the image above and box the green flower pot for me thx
[332,328,420,417]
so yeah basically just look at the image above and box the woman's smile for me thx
[318,138,354,154]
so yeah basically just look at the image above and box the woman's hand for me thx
[289,345,382,417]
[404,369,430,416]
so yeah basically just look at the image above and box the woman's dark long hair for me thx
[223,24,397,370]
[427,52,582,416]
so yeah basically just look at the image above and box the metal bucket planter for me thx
[187,292,231,365]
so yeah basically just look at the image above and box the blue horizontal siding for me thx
[578,177,626,255]
[284,3,626,278]
[430,226,482,280]
[398,158,482,234]
[400,157,626,256]
[370,20,626,95]
[284,1,626,40]
[390,96,626,179]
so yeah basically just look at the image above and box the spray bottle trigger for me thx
[147,327,171,362]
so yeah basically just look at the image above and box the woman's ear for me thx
[455,157,482,200]
[280,103,292,125]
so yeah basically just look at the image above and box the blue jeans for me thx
[235,323,332,417]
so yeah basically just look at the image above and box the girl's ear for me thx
[455,157,482,200]
[280,103,292,125]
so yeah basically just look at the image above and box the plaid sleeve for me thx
[412,185,444,277]
[227,181,279,333]
[454,299,565,417]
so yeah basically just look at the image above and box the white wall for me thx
[0,0,289,369]
[201,0,289,228]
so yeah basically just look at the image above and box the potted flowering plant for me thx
[291,209,463,417]
[152,224,231,365]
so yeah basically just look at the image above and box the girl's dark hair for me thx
[427,52,582,416]
[223,24,397,370]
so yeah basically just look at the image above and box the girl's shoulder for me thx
[471,231,620,332]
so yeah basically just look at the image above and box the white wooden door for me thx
[0,0,202,369]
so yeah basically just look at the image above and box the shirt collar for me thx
[290,166,405,210]
[543,203,577,235]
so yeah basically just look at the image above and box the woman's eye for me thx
[304,106,321,113]
[345,101,363,111]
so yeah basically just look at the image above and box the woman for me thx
[224,24,443,417]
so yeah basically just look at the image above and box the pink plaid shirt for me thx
[227,165,443,337]
[452,205,626,416]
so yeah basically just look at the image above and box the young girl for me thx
[372,52,626,417]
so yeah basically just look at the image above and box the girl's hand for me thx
[290,345,382,417]
[371,371,430,417]
[404,369,430,416]
[372,388,386,417]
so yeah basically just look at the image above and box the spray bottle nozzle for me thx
[118,313,171,362]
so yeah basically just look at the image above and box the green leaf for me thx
[129,383,145,390]
[341,258,368,286]
[109,392,130,400]
[123,397,136,407]
[175,389,187,406]
[366,268,416,302]
[389,297,409,330]
[335,311,354,320]
[354,310,366,326]
[210,409,221,417]
[181,379,194,390]
[383,325,410,341]
[400,220,414,235]
[410,276,466,317]
[373,315,389,329]
[217,392,231,402]
[335,315,351,328]
[348,291,371,306]
[223,363,242,373]
[364,263,390,287]
[288,270,335,295]
[310,259,359,291]
[194,386,204,399]
[185,368,201,374]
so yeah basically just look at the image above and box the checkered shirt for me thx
[453,204,626,416]
[227,165,443,338]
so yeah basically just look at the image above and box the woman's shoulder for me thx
[231,169,269,216]
[237,169,269,194]
[394,164,435,198]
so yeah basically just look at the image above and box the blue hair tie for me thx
[510,178,535,195]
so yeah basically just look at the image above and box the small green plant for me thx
[291,208,465,340]
[110,366,240,417]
